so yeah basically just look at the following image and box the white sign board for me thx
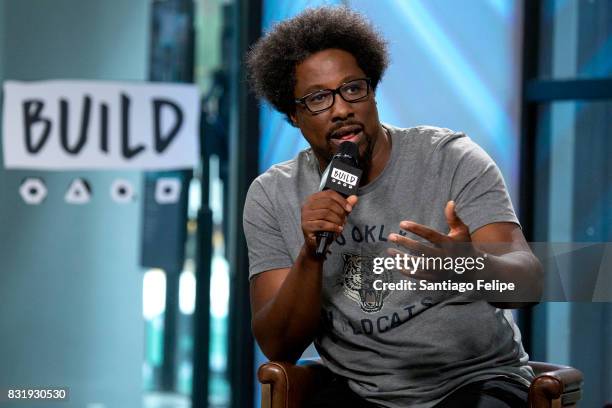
[2,80,199,170]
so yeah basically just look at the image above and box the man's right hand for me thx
[250,190,357,361]
[300,190,358,254]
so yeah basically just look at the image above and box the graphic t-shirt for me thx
[243,125,534,407]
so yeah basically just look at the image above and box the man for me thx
[244,7,541,408]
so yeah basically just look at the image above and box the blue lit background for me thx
[259,0,523,203]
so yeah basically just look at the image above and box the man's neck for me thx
[361,124,391,185]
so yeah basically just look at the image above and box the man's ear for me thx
[289,112,299,127]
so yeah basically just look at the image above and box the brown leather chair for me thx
[258,359,583,408]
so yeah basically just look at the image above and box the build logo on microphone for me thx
[331,168,358,189]
[323,161,363,196]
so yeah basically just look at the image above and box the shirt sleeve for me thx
[243,177,294,279]
[447,135,519,233]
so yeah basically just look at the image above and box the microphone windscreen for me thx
[338,141,359,159]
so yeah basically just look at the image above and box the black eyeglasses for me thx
[294,78,371,113]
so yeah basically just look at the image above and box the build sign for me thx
[2,80,199,170]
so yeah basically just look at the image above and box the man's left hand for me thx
[387,201,478,280]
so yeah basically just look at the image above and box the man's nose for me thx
[330,94,354,121]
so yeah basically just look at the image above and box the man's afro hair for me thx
[246,6,389,125]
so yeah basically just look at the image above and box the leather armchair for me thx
[258,359,582,408]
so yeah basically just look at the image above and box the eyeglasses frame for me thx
[294,77,372,114]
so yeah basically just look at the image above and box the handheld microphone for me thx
[315,141,363,258]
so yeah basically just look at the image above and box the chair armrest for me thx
[528,361,583,407]
[258,359,330,408]
[258,359,584,408]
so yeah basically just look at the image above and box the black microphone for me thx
[315,141,363,258]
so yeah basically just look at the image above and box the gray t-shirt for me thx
[243,125,533,407]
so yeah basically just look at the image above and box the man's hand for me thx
[388,201,542,307]
[251,191,358,361]
[388,201,477,280]
[301,190,358,254]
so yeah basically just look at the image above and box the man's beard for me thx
[358,133,374,186]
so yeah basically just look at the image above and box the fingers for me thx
[305,200,346,220]
[305,209,345,226]
[386,247,422,273]
[388,233,441,257]
[346,195,358,210]
[383,203,473,280]
[301,191,358,252]
[399,221,449,245]
[320,190,354,212]
[385,247,450,281]
[303,220,343,234]
[302,191,354,222]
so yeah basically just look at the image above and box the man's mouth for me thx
[329,125,363,145]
